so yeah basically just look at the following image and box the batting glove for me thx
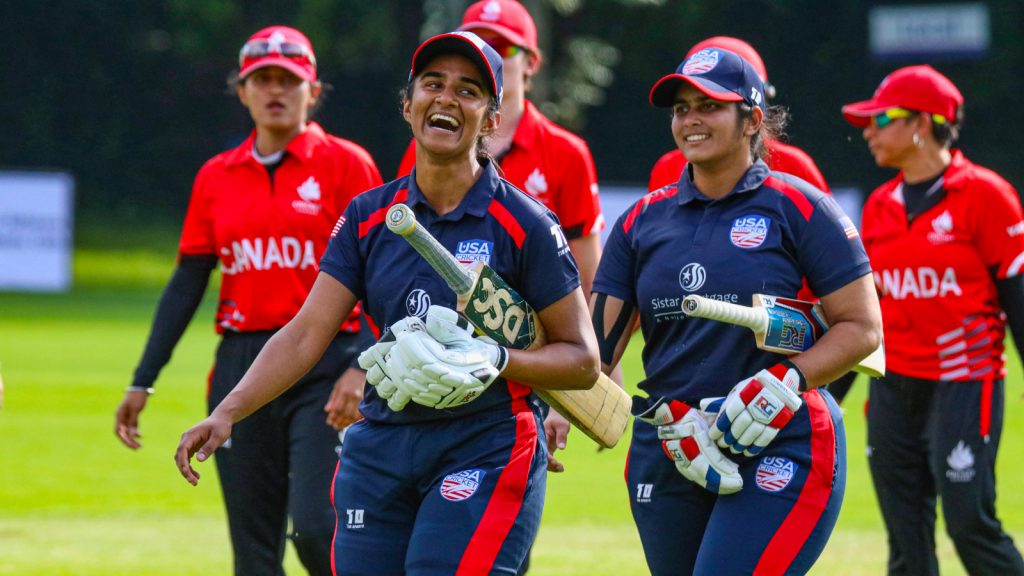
[356,316,426,411]
[708,360,805,457]
[384,306,509,410]
[633,396,743,495]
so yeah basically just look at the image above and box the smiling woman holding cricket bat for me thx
[176,31,600,575]
[591,47,882,575]
[845,65,1024,575]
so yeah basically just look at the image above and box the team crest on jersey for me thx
[455,239,493,266]
[928,210,955,244]
[756,456,797,492]
[440,469,486,502]
[525,168,549,199]
[678,262,706,292]
[406,289,431,318]
[292,176,323,215]
[682,49,720,75]
[730,215,770,248]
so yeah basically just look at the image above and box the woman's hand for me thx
[174,412,233,486]
[325,367,365,430]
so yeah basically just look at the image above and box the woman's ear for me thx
[481,110,501,136]
[402,96,413,125]
[308,81,322,108]
[236,82,249,108]
[745,106,764,136]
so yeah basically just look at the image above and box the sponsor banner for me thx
[0,171,74,292]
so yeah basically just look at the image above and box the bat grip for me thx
[681,295,767,332]
[386,204,475,295]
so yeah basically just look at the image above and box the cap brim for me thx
[458,22,531,51]
[841,99,889,127]
[649,74,743,107]
[240,58,316,82]
[411,35,500,102]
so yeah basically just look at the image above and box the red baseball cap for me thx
[459,0,538,54]
[842,65,963,128]
[238,26,317,82]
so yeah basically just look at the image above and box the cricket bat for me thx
[681,294,885,377]
[385,204,631,448]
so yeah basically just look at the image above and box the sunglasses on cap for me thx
[238,38,317,68]
[872,108,948,129]
[482,37,526,59]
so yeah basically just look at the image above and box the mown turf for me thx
[1,246,1022,575]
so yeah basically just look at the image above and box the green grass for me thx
[2,246,1023,575]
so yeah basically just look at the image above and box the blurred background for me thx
[2,1,1024,574]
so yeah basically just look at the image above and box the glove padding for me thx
[384,306,508,410]
[633,396,743,495]
[709,362,804,457]
[356,316,426,412]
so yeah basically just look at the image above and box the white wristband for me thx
[125,386,155,395]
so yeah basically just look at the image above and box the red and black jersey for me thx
[861,150,1024,381]
[397,100,604,240]
[179,122,382,333]
[648,140,831,194]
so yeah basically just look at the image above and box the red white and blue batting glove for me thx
[633,396,743,495]
[708,360,806,457]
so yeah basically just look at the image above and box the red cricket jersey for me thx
[861,150,1024,381]
[179,122,382,333]
[396,100,604,240]
[647,140,831,193]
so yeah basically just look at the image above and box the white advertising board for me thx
[0,172,74,292]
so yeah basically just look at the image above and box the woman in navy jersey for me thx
[175,31,599,576]
[114,26,382,575]
[845,65,1024,576]
[591,47,882,575]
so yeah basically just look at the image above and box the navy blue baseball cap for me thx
[410,31,504,105]
[649,47,766,111]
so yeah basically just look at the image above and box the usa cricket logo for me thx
[682,49,720,75]
[440,469,486,502]
[730,215,770,248]
[756,456,797,492]
[455,239,493,266]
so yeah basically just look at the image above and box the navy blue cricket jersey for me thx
[593,160,871,402]
[321,160,580,423]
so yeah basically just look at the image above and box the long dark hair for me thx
[738,102,789,160]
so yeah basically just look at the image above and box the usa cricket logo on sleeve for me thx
[755,456,797,492]
[440,469,486,502]
[730,215,770,248]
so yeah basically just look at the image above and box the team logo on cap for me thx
[730,215,770,248]
[440,469,486,501]
[755,456,797,492]
[481,0,502,21]
[682,49,720,75]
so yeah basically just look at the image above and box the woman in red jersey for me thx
[845,64,1024,576]
[114,25,382,575]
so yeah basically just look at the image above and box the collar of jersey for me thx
[676,159,771,205]
[404,159,499,220]
[224,122,327,166]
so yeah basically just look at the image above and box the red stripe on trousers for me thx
[330,458,341,576]
[358,189,409,238]
[980,377,993,438]
[455,397,537,575]
[754,389,836,575]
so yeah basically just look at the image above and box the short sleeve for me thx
[592,210,638,304]
[799,195,873,297]
[975,179,1024,278]
[516,212,581,312]
[178,166,216,256]
[320,202,365,299]
[552,141,604,240]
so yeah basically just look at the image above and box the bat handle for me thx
[681,295,767,332]
[385,204,475,295]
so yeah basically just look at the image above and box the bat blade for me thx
[682,294,885,377]
[386,204,631,447]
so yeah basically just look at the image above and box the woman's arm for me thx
[792,274,883,389]
[498,288,600,391]
[175,272,357,484]
[589,291,639,375]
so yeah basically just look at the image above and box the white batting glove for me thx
[356,316,426,411]
[633,396,743,495]
[384,306,508,410]
[708,361,805,457]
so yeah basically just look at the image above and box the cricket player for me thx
[846,64,1024,575]
[175,31,600,576]
[590,47,882,575]
[114,26,383,575]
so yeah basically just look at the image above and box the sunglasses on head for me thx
[871,108,948,129]
[483,38,526,59]
[239,39,316,68]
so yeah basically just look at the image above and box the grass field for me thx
[2,244,1023,575]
